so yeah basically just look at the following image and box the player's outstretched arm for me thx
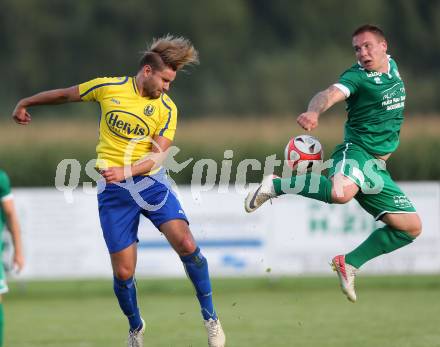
[13,86,81,125]
[297,85,346,131]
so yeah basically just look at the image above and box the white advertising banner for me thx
[9,182,440,279]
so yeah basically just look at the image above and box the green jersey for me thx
[0,170,12,232]
[335,56,405,155]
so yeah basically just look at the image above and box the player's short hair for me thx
[139,35,199,71]
[352,24,386,41]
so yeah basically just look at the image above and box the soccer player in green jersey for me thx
[245,24,422,302]
[0,169,24,346]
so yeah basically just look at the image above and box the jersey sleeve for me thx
[78,77,128,102]
[0,171,12,201]
[334,69,361,98]
[155,94,177,141]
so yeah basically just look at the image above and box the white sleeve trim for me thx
[0,193,13,202]
[333,83,350,98]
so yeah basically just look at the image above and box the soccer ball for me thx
[284,135,323,172]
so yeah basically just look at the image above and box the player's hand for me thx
[13,102,32,125]
[101,167,131,183]
[13,251,25,273]
[297,111,319,131]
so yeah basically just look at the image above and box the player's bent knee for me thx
[113,266,135,281]
[407,215,422,238]
[386,213,423,238]
[411,227,422,238]
[330,175,359,204]
[178,236,197,256]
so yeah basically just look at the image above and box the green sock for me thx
[273,173,332,203]
[345,225,415,268]
[0,303,3,347]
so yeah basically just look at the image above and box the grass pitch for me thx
[5,275,440,347]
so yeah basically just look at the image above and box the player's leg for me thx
[276,171,359,203]
[143,168,225,347]
[159,220,225,347]
[325,175,361,302]
[142,172,220,322]
[110,243,144,333]
[334,169,419,302]
[245,143,361,212]
[245,173,333,212]
[161,220,218,318]
[382,212,422,237]
[97,180,145,344]
[345,212,421,269]
[333,214,420,304]
[345,172,420,269]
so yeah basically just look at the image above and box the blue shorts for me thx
[97,170,189,253]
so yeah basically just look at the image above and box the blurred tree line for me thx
[1,0,439,117]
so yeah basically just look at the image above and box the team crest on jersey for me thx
[144,104,156,116]
[105,110,150,140]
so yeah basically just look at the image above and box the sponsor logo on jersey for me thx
[366,71,382,78]
[110,98,120,104]
[144,104,156,116]
[381,83,405,110]
[381,83,404,99]
[393,195,413,208]
[105,110,150,139]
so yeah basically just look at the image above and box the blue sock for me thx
[113,276,143,331]
[180,247,217,321]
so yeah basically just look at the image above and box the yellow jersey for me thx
[78,76,177,173]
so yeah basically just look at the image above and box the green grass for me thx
[5,276,440,347]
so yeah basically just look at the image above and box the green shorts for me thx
[327,142,416,220]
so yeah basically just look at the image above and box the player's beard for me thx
[146,86,162,99]
[142,79,162,99]
[152,90,162,99]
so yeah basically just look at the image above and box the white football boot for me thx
[244,174,278,213]
[127,318,145,347]
[331,255,358,303]
[204,318,226,347]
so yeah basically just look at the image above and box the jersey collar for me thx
[131,76,139,95]
[386,54,391,77]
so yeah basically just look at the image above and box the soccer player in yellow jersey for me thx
[12,36,225,347]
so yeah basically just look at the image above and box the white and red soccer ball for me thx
[284,135,323,172]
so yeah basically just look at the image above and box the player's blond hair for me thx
[139,35,199,71]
